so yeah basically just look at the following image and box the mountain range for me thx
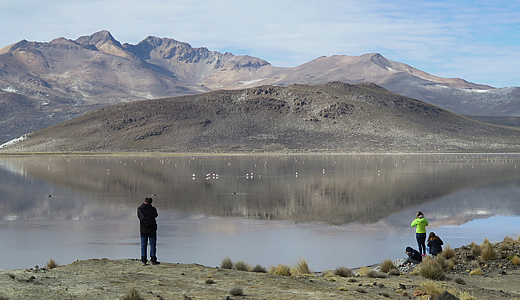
[0,30,519,146]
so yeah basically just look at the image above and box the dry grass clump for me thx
[481,243,497,261]
[291,258,313,276]
[469,242,481,257]
[269,264,291,276]
[122,287,144,300]
[469,268,484,275]
[229,286,244,296]
[458,291,478,300]
[46,259,59,270]
[379,259,398,273]
[358,266,387,278]
[511,255,520,266]
[441,244,455,259]
[333,266,353,277]
[234,260,251,271]
[221,257,233,269]
[419,280,442,295]
[503,236,516,246]
[418,256,445,280]
[252,264,267,273]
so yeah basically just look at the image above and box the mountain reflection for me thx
[1,155,520,225]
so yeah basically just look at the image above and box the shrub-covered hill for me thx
[3,81,520,153]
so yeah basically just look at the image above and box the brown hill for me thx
[3,82,520,153]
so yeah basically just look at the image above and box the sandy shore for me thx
[1,239,519,300]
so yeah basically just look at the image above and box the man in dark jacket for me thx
[137,197,159,265]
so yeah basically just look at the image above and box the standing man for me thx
[137,197,159,265]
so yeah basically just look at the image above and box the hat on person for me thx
[406,246,414,253]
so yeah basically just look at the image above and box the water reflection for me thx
[1,154,520,225]
[1,154,520,270]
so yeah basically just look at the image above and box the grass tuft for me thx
[234,260,251,271]
[481,244,497,261]
[252,264,267,273]
[419,280,442,295]
[229,286,244,296]
[334,266,353,277]
[511,255,520,266]
[379,259,397,273]
[269,264,291,276]
[220,257,233,269]
[454,277,465,285]
[122,287,144,300]
[469,242,481,257]
[418,256,445,280]
[292,258,312,276]
[46,259,59,270]
[441,244,455,259]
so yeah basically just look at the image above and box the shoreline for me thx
[1,239,519,299]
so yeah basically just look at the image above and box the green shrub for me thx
[122,287,144,300]
[221,257,233,269]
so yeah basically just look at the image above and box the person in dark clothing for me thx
[399,246,423,267]
[427,232,444,256]
[137,197,159,265]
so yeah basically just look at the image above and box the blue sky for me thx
[1,0,519,87]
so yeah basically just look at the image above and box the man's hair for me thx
[145,197,153,204]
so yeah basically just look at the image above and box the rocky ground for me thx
[0,238,519,300]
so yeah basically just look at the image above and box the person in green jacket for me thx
[411,211,428,255]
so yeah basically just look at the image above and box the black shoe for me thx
[151,261,160,265]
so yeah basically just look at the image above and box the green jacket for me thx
[411,217,428,233]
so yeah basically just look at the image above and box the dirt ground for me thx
[0,240,519,300]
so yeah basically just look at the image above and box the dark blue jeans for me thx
[416,233,426,255]
[140,232,157,262]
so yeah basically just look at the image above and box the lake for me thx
[1,154,519,270]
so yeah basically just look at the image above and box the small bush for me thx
[441,244,454,259]
[434,255,449,271]
[46,259,59,270]
[357,266,370,277]
[511,255,520,266]
[252,264,267,273]
[481,244,497,261]
[229,286,244,296]
[379,259,397,273]
[269,264,291,276]
[221,257,233,269]
[122,287,144,300]
[458,291,478,300]
[334,266,353,277]
[234,260,251,271]
[292,258,312,275]
[388,268,401,276]
[418,256,445,280]
[469,242,481,256]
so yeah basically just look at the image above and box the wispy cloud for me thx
[0,0,518,87]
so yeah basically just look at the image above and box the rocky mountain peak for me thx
[75,30,119,47]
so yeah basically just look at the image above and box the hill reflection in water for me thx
[1,154,519,269]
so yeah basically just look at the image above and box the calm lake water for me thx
[1,154,519,270]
